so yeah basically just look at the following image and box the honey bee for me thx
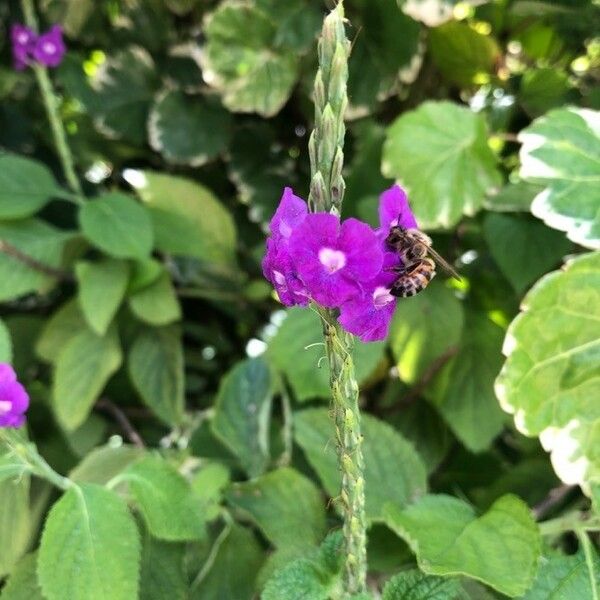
[385,225,460,298]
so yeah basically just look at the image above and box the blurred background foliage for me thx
[0,0,599,598]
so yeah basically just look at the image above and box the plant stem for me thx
[0,429,73,491]
[320,311,367,595]
[576,527,599,600]
[538,511,600,537]
[21,0,84,200]
[309,5,367,594]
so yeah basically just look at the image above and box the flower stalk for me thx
[20,0,84,200]
[310,4,368,594]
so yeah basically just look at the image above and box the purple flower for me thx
[0,364,29,428]
[10,24,36,71]
[32,25,66,68]
[289,213,383,308]
[378,184,418,234]
[338,251,400,342]
[262,188,309,306]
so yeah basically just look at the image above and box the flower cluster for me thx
[11,24,66,71]
[262,185,418,342]
[0,364,29,428]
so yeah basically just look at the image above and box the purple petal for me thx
[338,288,396,342]
[0,363,29,428]
[32,25,66,68]
[262,238,308,306]
[378,184,418,232]
[0,364,17,384]
[270,187,308,240]
[338,218,383,282]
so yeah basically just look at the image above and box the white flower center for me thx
[318,247,346,274]
[0,400,12,415]
[42,41,56,54]
[372,286,394,309]
[17,33,29,44]
[272,270,286,286]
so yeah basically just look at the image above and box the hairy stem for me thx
[21,0,84,200]
[310,4,367,594]
[0,429,73,491]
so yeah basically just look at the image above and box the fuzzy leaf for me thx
[53,325,122,430]
[225,467,326,550]
[0,553,44,600]
[76,259,130,335]
[128,271,181,326]
[0,155,60,219]
[79,193,154,261]
[211,358,274,477]
[139,533,187,600]
[128,325,184,425]
[382,569,460,600]
[38,484,140,600]
[496,252,600,491]
[520,107,600,249]
[294,408,427,521]
[384,494,541,597]
[267,308,385,401]
[382,101,501,229]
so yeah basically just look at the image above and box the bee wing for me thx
[426,246,461,280]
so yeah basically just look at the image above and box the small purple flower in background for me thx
[10,24,36,70]
[32,25,66,68]
[10,23,66,71]
[262,183,418,342]
[289,214,383,308]
[0,364,29,428]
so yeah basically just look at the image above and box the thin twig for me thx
[533,483,576,520]
[0,240,73,281]
[379,346,459,415]
[96,399,146,448]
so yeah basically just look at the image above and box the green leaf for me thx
[128,271,181,326]
[192,524,264,600]
[519,107,600,249]
[122,455,204,541]
[384,494,541,597]
[69,445,145,485]
[76,259,130,335]
[522,552,600,599]
[36,300,86,364]
[38,484,140,600]
[267,308,385,401]
[191,462,230,521]
[53,325,122,430]
[139,532,187,600]
[0,219,71,301]
[495,252,600,491]
[519,68,575,117]
[483,181,543,213]
[89,47,160,144]
[225,467,326,550]
[211,358,274,477]
[0,471,30,577]
[382,569,460,600]
[79,193,154,260]
[382,101,501,229]
[484,213,571,294]
[0,318,12,363]
[427,312,506,452]
[128,325,184,426]
[0,154,60,219]
[127,170,236,267]
[348,2,421,111]
[0,553,44,600]
[429,21,499,87]
[294,408,427,521]
[262,531,343,600]
[390,281,464,384]
[149,89,231,166]
[202,1,299,117]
